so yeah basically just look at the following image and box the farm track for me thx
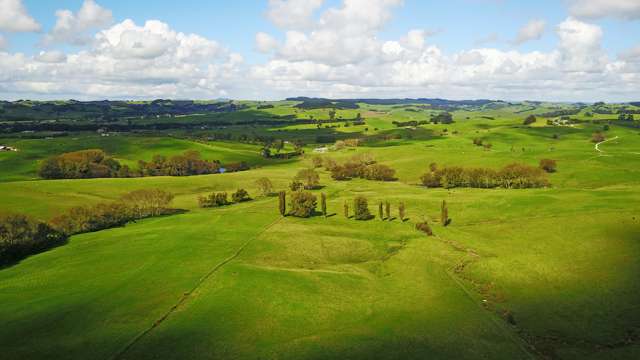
[111,208,283,360]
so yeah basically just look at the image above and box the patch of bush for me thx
[523,115,537,125]
[39,149,122,179]
[294,168,320,189]
[289,191,317,218]
[420,163,549,189]
[415,221,433,236]
[539,159,557,173]
[232,189,251,203]
[198,192,229,208]
[255,177,273,196]
[329,154,396,181]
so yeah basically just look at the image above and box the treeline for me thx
[420,163,549,189]
[50,189,175,235]
[392,112,453,127]
[39,149,247,179]
[1,189,175,265]
[0,99,245,122]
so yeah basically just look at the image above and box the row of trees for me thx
[2,188,176,265]
[39,149,248,179]
[420,163,550,189]
[50,189,175,235]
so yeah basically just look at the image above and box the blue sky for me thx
[0,0,639,101]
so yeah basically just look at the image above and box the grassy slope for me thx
[0,135,267,182]
[1,106,639,359]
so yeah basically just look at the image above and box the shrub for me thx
[1,213,66,265]
[232,189,251,203]
[364,164,396,181]
[416,221,433,236]
[539,159,557,173]
[289,191,317,218]
[289,180,303,191]
[295,168,320,189]
[255,177,273,196]
[523,115,537,125]
[311,156,323,168]
[353,196,372,220]
[198,192,229,208]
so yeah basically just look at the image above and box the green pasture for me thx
[1,103,639,359]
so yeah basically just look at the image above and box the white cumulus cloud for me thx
[513,19,546,45]
[568,0,640,20]
[43,0,113,45]
[0,0,41,32]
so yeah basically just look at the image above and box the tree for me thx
[232,189,251,203]
[278,191,286,216]
[289,191,317,218]
[378,202,384,220]
[295,168,320,189]
[344,201,349,218]
[289,180,303,191]
[592,132,606,143]
[441,200,449,226]
[398,202,406,222]
[321,193,327,217]
[311,156,323,168]
[122,189,174,216]
[353,196,372,220]
[523,115,537,125]
[255,177,273,196]
[329,109,336,122]
[385,201,391,220]
[539,159,557,173]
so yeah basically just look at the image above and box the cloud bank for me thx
[0,0,638,102]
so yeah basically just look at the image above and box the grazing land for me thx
[1,99,639,359]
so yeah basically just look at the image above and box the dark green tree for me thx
[354,196,372,220]
[385,201,391,220]
[278,191,286,217]
[378,202,384,220]
[441,200,449,226]
[321,193,327,217]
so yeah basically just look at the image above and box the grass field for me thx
[1,102,639,359]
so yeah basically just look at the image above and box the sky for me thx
[0,0,639,102]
